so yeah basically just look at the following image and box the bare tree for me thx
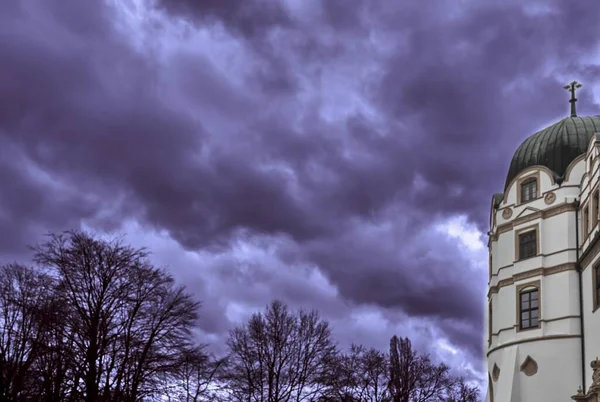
[159,345,227,402]
[325,344,389,402]
[0,263,57,401]
[32,230,201,402]
[444,377,479,402]
[388,336,454,402]
[224,300,337,402]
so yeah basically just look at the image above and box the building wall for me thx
[487,339,582,402]
[487,157,588,401]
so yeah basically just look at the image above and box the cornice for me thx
[490,202,576,240]
[488,262,577,298]
[487,334,581,357]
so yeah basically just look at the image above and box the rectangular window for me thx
[518,230,537,260]
[488,302,493,346]
[593,191,599,230]
[520,289,539,329]
[596,266,600,309]
[583,206,590,238]
[520,179,537,203]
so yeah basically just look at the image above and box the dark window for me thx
[583,207,590,238]
[596,266,600,308]
[520,179,537,203]
[520,289,539,329]
[593,192,599,230]
[518,230,537,260]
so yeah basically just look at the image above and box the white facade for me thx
[486,134,600,402]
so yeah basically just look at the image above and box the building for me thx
[486,82,600,402]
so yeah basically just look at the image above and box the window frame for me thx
[519,178,538,204]
[594,264,600,313]
[516,280,541,332]
[583,203,590,240]
[516,172,540,205]
[488,300,493,346]
[514,225,539,261]
[592,188,599,232]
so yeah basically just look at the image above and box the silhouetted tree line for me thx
[0,231,479,402]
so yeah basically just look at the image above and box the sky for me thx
[2,0,600,390]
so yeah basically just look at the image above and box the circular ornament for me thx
[544,192,556,205]
[502,208,513,219]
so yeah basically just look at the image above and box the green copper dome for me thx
[505,115,600,190]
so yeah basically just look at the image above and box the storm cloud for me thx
[2,0,600,387]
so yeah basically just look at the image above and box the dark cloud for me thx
[3,0,600,389]
[155,0,294,40]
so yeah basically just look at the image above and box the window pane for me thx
[531,317,538,327]
[531,290,538,300]
[530,309,538,320]
[518,232,537,259]
[521,300,530,310]
[521,312,530,321]
[531,299,538,308]
[521,180,537,202]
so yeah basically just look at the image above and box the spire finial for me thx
[564,81,582,117]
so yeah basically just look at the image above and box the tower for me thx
[486,82,600,401]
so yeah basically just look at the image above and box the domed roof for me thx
[505,115,600,190]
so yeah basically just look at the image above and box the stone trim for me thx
[489,248,578,279]
[487,334,581,357]
[488,263,576,298]
[541,314,581,323]
[493,202,576,237]
[490,314,580,336]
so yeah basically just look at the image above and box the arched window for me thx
[520,178,538,203]
[519,286,539,330]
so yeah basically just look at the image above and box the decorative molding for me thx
[572,358,600,401]
[520,355,538,376]
[487,334,581,357]
[503,167,556,204]
[515,206,541,220]
[502,208,513,219]
[492,363,500,382]
[488,263,577,297]
[493,202,576,236]
[490,315,580,336]
[544,191,556,205]
[490,248,578,278]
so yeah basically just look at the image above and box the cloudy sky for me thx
[2,0,600,389]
